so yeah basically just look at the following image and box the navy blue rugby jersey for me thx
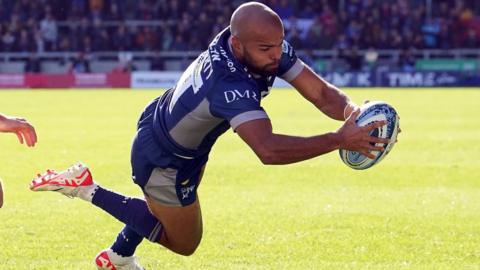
[151,27,304,159]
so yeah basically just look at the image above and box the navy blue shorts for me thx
[131,97,207,207]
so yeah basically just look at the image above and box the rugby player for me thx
[30,2,388,269]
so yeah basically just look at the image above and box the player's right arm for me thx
[0,113,37,147]
[235,110,389,164]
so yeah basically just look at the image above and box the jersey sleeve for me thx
[209,80,269,130]
[277,40,304,82]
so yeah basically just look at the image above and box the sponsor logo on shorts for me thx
[181,184,196,199]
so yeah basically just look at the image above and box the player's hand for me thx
[343,102,360,120]
[0,117,38,147]
[335,109,390,159]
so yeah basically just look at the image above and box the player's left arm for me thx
[289,63,358,121]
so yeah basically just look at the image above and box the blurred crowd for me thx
[0,0,479,53]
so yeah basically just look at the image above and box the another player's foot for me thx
[29,162,93,198]
[95,249,144,270]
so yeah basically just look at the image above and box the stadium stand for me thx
[0,0,479,74]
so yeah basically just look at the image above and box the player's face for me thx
[237,30,284,76]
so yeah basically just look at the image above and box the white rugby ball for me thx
[339,101,399,170]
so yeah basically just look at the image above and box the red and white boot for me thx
[95,249,144,270]
[30,162,96,200]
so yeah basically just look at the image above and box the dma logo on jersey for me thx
[224,89,259,103]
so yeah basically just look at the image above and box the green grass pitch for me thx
[0,88,479,269]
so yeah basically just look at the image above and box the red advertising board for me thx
[0,73,130,88]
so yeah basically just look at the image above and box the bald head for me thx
[229,2,284,76]
[230,2,284,41]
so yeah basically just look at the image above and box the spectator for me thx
[160,28,172,51]
[40,12,58,51]
[136,26,157,51]
[437,23,452,49]
[73,17,91,50]
[170,34,188,51]
[464,29,479,48]
[299,49,315,68]
[0,0,478,68]
[364,47,379,70]
[342,47,363,71]
[70,52,91,73]
[115,52,137,72]
[25,55,41,73]
[334,34,349,51]
[80,36,93,53]
[2,29,16,52]
[150,51,165,71]
[298,5,316,19]
[107,3,124,21]
[16,29,33,52]
[195,12,213,45]
[422,18,441,48]
[287,28,303,49]
[188,36,202,51]
[58,36,73,51]
[272,0,294,19]
[136,0,155,20]
[33,29,45,53]
[122,61,137,72]
[89,0,103,20]
[398,48,416,72]
[112,24,132,51]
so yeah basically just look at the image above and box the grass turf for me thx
[0,88,479,269]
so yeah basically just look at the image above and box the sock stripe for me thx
[148,222,160,242]
[148,221,163,242]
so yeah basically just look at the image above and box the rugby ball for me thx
[339,101,399,170]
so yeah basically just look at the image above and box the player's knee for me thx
[177,244,198,256]
[174,240,201,256]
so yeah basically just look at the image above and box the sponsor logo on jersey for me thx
[210,47,221,62]
[224,89,259,103]
[209,45,236,73]
[199,51,213,81]
[219,47,236,73]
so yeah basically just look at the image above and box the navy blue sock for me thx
[111,225,144,257]
[92,186,163,243]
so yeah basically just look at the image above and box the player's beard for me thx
[244,50,278,76]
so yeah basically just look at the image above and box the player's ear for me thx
[231,35,243,54]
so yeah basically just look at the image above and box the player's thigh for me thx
[142,165,206,249]
[146,195,203,248]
